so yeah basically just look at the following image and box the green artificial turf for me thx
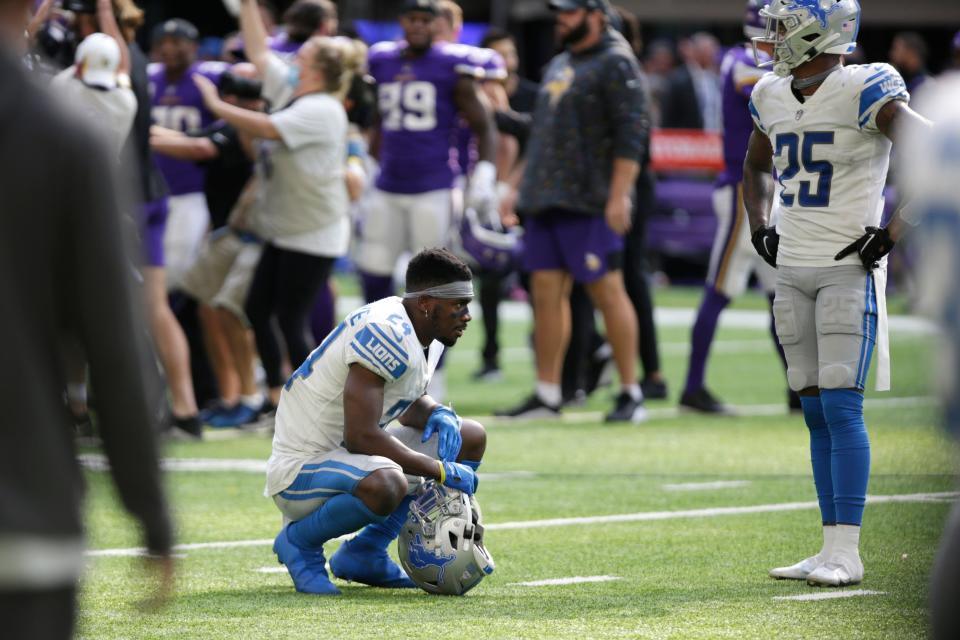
[75,287,956,639]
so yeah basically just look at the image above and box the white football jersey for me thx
[265,297,443,496]
[749,63,909,267]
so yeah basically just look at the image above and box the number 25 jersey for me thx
[369,41,483,195]
[749,64,909,267]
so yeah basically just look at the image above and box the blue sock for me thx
[350,495,413,552]
[462,460,481,471]
[800,395,835,524]
[288,493,386,550]
[820,389,871,526]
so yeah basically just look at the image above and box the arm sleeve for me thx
[494,109,533,143]
[858,63,910,132]
[270,96,335,150]
[344,322,411,382]
[261,52,292,107]
[603,53,651,162]
[64,133,172,554]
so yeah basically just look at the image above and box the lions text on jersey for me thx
[265,297,443,496]
[748,63,908,267]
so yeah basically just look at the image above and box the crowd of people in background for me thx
[11,0,960,439]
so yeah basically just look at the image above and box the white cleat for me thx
[769,554,826,580]
[806,552,864,587]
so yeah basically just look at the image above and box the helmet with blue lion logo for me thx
[753,0,860,77]
[398,482,494,595]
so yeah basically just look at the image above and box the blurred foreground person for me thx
[0,1,173,637]
[896,73,960,640]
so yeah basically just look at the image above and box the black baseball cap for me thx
[400,0,439,15]
[63,0,97,13]
[547,0,611,11]
[151,18,200,44]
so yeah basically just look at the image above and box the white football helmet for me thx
[753,0,860,77]
[398,483,494,596]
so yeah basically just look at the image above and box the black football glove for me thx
[834,226,895,271]
[751,226,779,269]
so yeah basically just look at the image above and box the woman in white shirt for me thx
[194,0,350,408]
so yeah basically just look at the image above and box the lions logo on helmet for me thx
[753,0,860,77]
[398,483,494,596]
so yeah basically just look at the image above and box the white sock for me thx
[241,393,264,409]
[819,524,837,558]
[536,381,561,407]
[622,383,643,402]
[833,524,861,558]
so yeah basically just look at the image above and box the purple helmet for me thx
[744,0,767,40]
[457,209,524,274]
[953,30,960,52]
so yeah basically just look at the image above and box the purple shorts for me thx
[522,210,624,283]
[140,198,168,267]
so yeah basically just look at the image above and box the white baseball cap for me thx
[75,33,121,90]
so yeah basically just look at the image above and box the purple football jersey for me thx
[369,41,483,194]
[149,61,229,195]
[268,32,302,55]
[717,44,769,186]
[454,47,506,175]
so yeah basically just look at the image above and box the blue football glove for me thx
[439,461,478,495]
[422,405,462,462]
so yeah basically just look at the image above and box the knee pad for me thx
[819,363,857,390]
[787,369,817,392]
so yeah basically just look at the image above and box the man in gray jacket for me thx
[497,0,650,423]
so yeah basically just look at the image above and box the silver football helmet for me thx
[753,0,860,77]
[398,482,494,596]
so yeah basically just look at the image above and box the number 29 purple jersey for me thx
[369,41,484,194]
[149,61,228,195]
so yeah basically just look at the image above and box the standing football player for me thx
[680,0,796,415]
[148,18,228,290]
[354,0,497,303]
[744,0,929,586]
[266,248,485,595]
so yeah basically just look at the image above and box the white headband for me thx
[402,281,475,299]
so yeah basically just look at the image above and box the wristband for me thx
[437,460,446,484]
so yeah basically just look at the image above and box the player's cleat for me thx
[769,554,826,580]
[273,526,341,595]
[472,362,503,382]
[329,538,416,588]
[494,394,561,419]
[640,377,668,400]
[679,387,733,415]
[206,403,260,428]
[805,551,864,587]
[605,392,648,423]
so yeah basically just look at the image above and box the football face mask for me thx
[398,482,494,595]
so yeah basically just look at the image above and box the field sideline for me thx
[77,287,957,639]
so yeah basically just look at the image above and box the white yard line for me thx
[86,491,957,558]
[487,395,938,425]
[337,297,938,335]
[510,576,621,587]
[773,589,886,601]
[662,480,751,491]
[255,567,288,574]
